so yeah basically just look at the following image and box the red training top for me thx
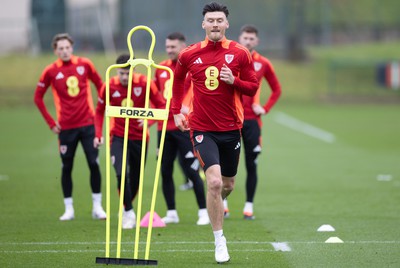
[171,37,259,132]
[95,73,165,141]
[243,50,281,122]
[34,55,103,130]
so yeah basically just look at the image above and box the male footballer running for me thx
[171,2,259,263]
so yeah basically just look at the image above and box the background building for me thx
[1,0,399,59]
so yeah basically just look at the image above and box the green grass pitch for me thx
[1,41,400,267]
[0,101,399,267]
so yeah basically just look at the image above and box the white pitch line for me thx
[3,240,400,254]
[0,249,276,254]
[1,240,400,246]
[2,240,400,254]
[0,241,275,246]
[273,111,336,143]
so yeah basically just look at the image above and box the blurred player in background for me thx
[94,54,165,229]
[171,2,259,263]
[154,32,209,226]
[34,33,106,221]
[224,24,281,220]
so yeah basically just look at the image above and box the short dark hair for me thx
[240,24,258,36]
[52,33,74,49]
[167,32,186,42]
[116,54,131,69]
[202,2,229,17]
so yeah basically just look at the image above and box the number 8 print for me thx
[66,76,80,97]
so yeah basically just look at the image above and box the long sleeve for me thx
[94,85,106,139]
[171,59,187,114]
[262,61,281,113]
[232,50,259,96]
[86,59,103,93]
[34,67,57,129]
[149,80,166,109]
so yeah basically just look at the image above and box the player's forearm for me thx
[263,88,282,112]
[34,91,56,128]
[263,76,282,112]
[94,113,104,138]
[233,78,259,96]
[171,77,185,114]
[94,102,106,138]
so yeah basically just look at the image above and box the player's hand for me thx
[181,105,190,115]
[51,123,61,134]
[137,119,144,127]
[173,113,190,132]
[93,137,104,148]
[252,104,266,115]
[220,64,234,85]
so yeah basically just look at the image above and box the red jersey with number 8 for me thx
[34,55,103,130]
[171,37,259,132]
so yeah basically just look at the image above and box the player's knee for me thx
[161,165,173,177]
[207,176,223,193]
[224,182,234,192]
[246,152,259,165]
[88,155,100,167]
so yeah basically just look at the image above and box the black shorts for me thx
[58,125,98,160]
[111,136,145,177]
[191,130,241,177]
[157,130,193,153]
[242,119,262,155]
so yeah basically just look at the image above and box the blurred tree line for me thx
[31,0,400,61]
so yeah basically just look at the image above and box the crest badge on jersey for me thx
[60,145,67,155]
[254,62,262,72]
[76,66,85,75]
[225,54,234,64]
[133,87,142,97]
[195,135,204,143]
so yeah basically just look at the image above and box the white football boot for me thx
[122,209,136,229]
[162,210,180,224]
[215,236,230,263]
[59,209,75,221]
[92,205,107,220]
[196,208,210,225]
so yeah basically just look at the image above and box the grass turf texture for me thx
[1,42,400,267]
[0,102,399,267]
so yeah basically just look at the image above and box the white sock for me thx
[124,208,135,217]
[64,197,74,211]
[92,193,102,208]
[243,202,253,214]
[213,230,225,244]
[223,199,228,209]
[167,210,178,217]
[198,208,208,217]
